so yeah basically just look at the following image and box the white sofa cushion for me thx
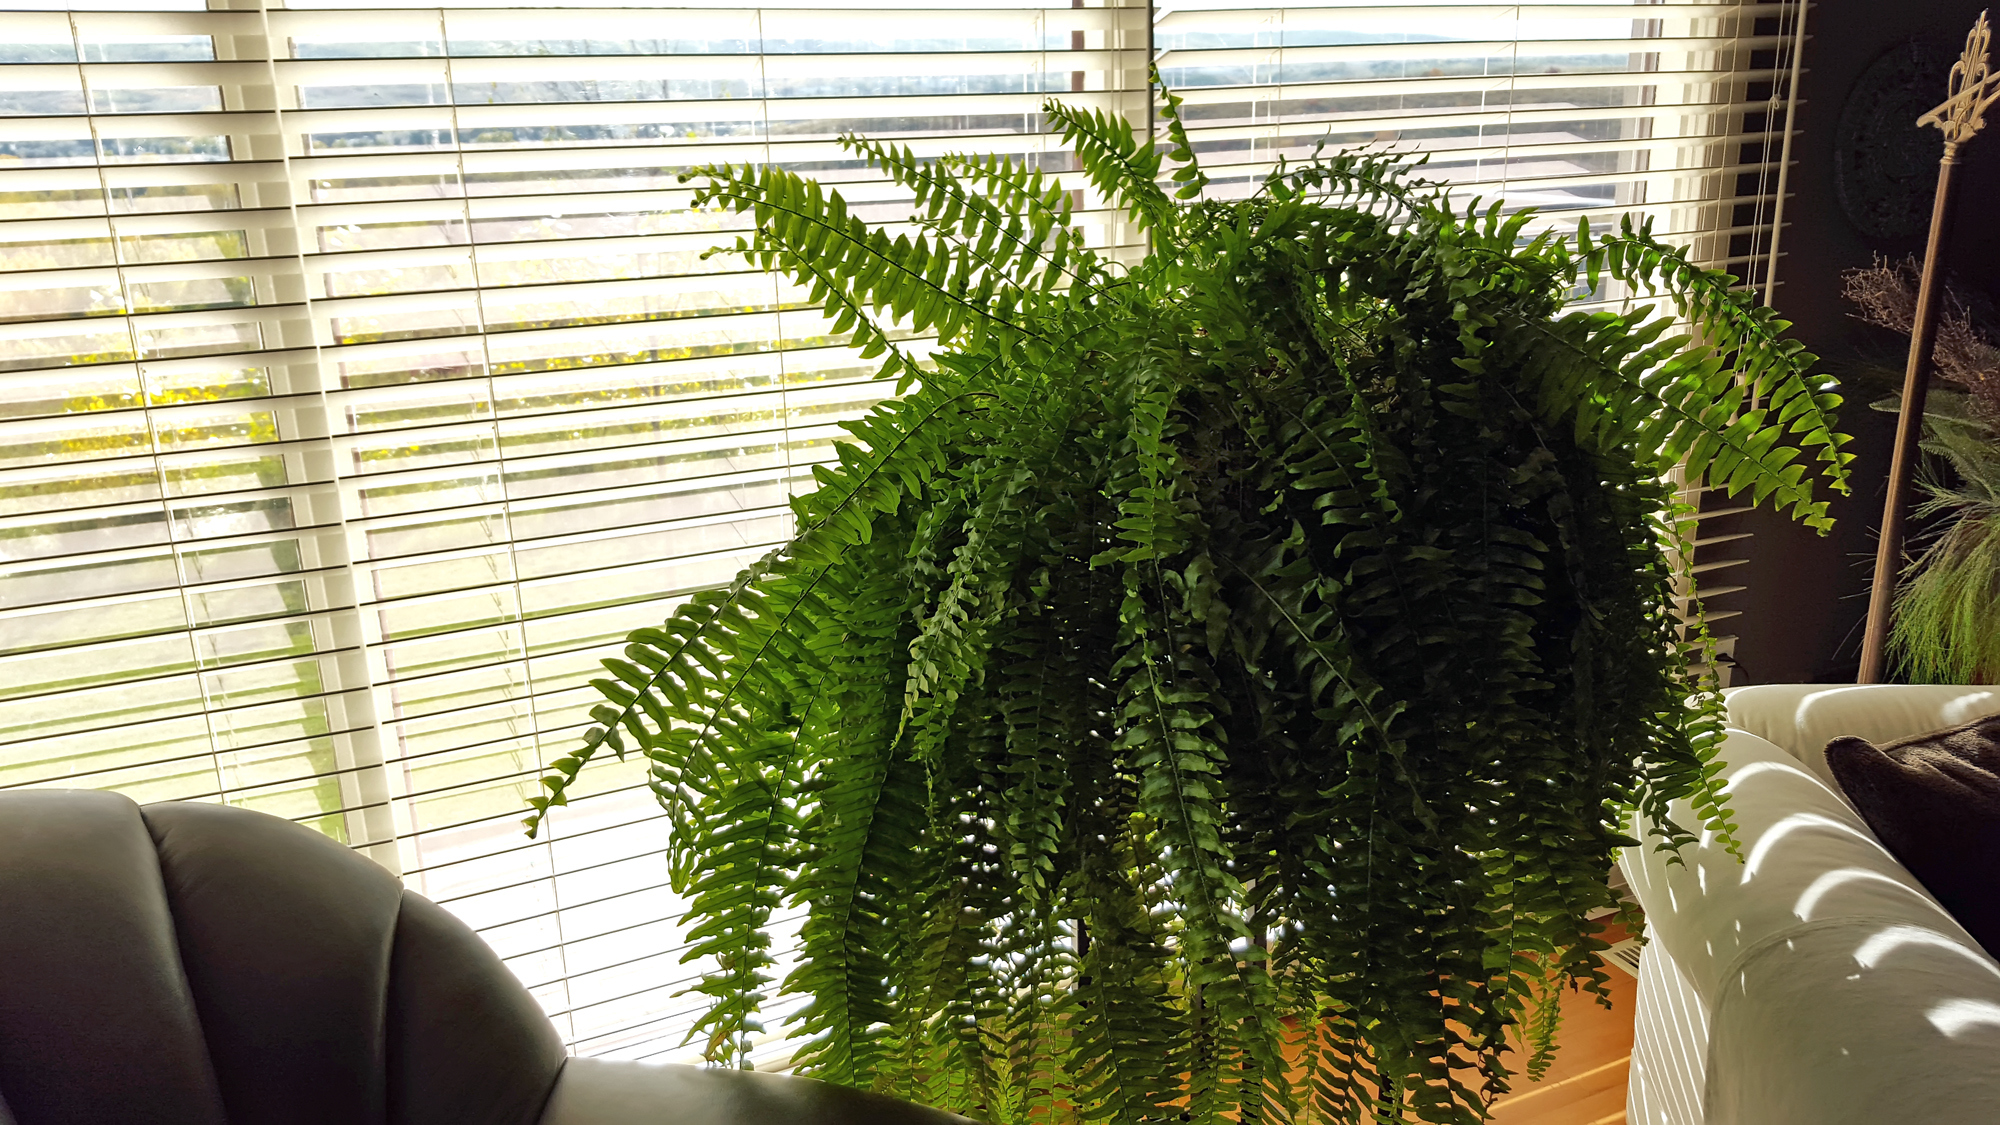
[1722,684,2000,786]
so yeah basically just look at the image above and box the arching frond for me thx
[1044,100,1175,235]
[1153,66,1210,203]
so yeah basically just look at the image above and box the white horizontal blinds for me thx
[3,0,1789,1066]
[0,6,397,862]
[1680,0,1805,688]
[283,1,1146,1063]
[0,0,1151,1067]
[1154,1,1800,272]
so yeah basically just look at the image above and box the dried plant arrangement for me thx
[1844,255,2000,422]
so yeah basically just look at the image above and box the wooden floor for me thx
[1485,926,1638,1125]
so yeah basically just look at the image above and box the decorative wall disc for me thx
[1837,41,1947,240]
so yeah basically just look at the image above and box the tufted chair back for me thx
[0,790,963,1125]
[0,790,563,1125]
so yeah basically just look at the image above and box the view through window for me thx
[0,0,1798,1065]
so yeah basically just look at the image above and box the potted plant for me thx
[528,92,1851,1124]
[1843,256,2000,684]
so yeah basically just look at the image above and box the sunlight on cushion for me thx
[1741,812,1888,884]
[1926,998,2000,1038]
[1794,867,1952,923]
[1854,925,2000,980]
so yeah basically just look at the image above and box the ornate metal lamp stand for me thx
[1858,11,2000,683]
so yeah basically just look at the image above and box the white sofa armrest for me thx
[1621,726,2000,1124]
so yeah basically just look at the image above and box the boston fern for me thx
[527,93,1851,1125]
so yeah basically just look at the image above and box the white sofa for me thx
[1620,683,2000,1125]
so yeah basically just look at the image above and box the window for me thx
[0,0,1797,1063]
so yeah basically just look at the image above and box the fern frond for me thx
[787,675,923,1083]
[1264,147,1432,218]
[525,389,986,841]
[1044,99,1175,234]
[676,715,809,1065]
[1153,65,1211,203]
[843,135,1106,301]
[1512,308,1837,537]
[683,161,1046,389]
[1580,220,1854,529]
[900,462,1038,759]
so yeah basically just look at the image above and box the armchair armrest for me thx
[538,1058,971,1125]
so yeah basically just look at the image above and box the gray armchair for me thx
[0,790,964,1125]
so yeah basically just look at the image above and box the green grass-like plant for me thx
[526,93,1852,1124]
[1889,391,2000,684]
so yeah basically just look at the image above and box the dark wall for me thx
[1715,0,2000,685]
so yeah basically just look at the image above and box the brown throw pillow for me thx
[1825,711,2000,958]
